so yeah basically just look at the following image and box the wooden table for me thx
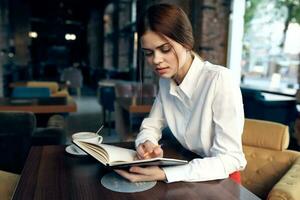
[0,97,77,114]
[13,142,260,200]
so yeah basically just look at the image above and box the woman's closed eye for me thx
[143,44,172,57]
[160,45,171,53]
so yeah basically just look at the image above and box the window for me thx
[242,0,300,92]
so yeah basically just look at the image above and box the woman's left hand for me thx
[114,166,166,182]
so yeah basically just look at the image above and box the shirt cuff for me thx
[162,164,189,183]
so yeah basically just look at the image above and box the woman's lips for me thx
[156,67,168,75]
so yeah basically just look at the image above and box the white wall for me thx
[227,0,246,85]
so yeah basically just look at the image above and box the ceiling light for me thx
[29,31,38,38]
[65,33,76,40]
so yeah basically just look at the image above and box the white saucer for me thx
[65,144,88,156]
[101,172,157,193]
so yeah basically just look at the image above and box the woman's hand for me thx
[114,166,166,182]
[114,141,166,182]
[136,140,163,160]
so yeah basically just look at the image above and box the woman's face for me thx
[141,31,188,79]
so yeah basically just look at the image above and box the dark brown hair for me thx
[138,3,194,50]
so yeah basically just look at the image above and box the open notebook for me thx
[73,140,188,168]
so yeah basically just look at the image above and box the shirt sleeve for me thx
[163,69,247,183]
[135,90,167,148]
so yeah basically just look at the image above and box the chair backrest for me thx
[115,83,133,98]
[115,83,157,98]
[0,112,36,173]
[12,87,51,98]
[99,86,115,112]
[243,119,289,151]
[27,81,59,94]
[61,67,83,88]
[241,119,299,199]
[136,83,157,98]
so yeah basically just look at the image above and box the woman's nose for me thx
[153,52,163,64]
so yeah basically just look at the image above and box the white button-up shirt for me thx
[135,55,247,182]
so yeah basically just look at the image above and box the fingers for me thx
[153,145,163,157]
[143,145,163,158]
[137,141,153,159]
[143,141,155,153]
[114,166,166,182]
[136,145,146,159]
[137,141,163,159]
[114,169,148,182]
[129,166,155,175]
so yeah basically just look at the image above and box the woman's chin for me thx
[158,73,172,79]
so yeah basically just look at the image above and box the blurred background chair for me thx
[27,81,59,94]
[115,82,157,98]
[0,112,35,173]
[27,81,70,97]
[114,82,157,141]
[11,86,51,98]
[241,119,300,200]
[0,112,66,174]
[115,83,133,98]
[98,86,115,130]
[61,67,83,97]
[32,114,66,146]
[135,83,157,98]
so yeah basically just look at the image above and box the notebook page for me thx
[99,144,136,163]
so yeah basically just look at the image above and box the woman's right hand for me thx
[136,140,163,160]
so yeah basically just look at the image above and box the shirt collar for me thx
[170,54,204,99]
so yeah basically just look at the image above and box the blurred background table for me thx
[0,97,77,114]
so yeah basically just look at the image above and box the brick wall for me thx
[194,0,230,66]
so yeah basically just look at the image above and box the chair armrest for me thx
[268,156,300,200]
[52,89,70,97]
[0,170,20,200]
[32,127,66,145]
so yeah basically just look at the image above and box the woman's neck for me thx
[173,53,194,85]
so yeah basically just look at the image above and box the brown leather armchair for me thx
[242,119,300,200]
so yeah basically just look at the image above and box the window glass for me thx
[242,0,300,92]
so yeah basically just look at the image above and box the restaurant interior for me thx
[1,0,300,199]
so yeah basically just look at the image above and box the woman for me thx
[115,3,246,183]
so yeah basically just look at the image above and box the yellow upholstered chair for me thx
[27,81,59,93]
[0,170,19,200]
[242,119,300,200]
[27,81,69,97]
